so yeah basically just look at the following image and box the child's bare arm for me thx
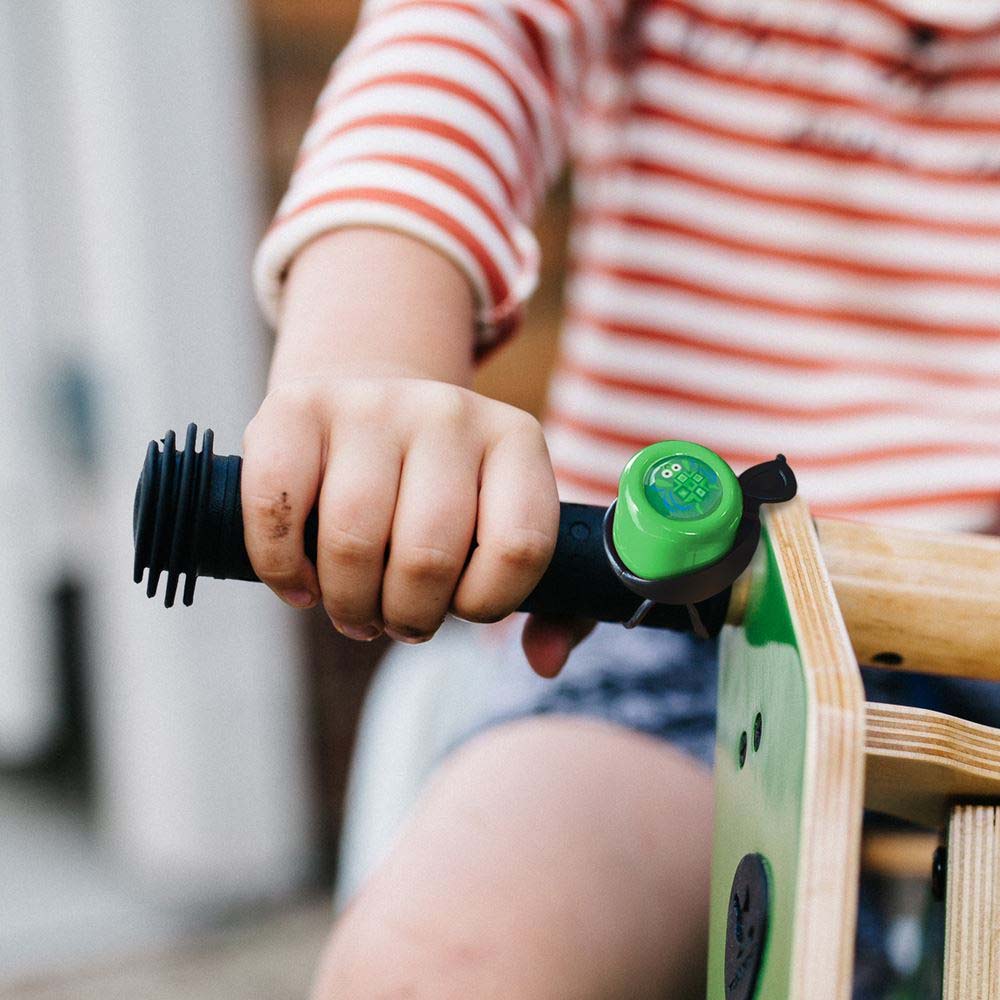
[267,229,478,389]
[241,228,560,649]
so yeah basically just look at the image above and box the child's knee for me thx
[310,900,509,1000]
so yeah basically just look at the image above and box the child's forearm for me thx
[268,229,477,390]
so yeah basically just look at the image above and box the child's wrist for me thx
[269,228,477,389]
[267,358,458,389]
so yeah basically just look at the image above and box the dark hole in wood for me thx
[872,651,904,667]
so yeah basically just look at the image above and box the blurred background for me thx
[0,1,566,995]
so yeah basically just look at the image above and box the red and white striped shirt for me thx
[256,0,1000,531]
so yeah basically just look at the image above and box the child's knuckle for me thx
[426,384,468,425]
[241,418,259,452]
[397,542,461,583]
[492,527,553,572]
[268,378,318,413]
[510,407,542,437]
[341,384,383,423]
[241,414,276,458]
[319,521,384,568]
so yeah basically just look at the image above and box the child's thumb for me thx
[521,614,597,678]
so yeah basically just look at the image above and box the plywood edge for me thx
[764,498,867,1000]
[866,703,1000,829]
[943,804,1000,999]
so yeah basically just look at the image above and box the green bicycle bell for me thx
[612,441,743,581]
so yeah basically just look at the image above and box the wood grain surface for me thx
[817,518,1000,682]
[943,804,1000,1000]
[731,517,1000,682]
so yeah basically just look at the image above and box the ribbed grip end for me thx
[133,424,257,606]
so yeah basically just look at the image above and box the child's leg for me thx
[312,715,713,1000]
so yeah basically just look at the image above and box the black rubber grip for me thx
[134,425,731,635]
[518,502,730,633]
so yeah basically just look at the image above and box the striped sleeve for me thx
[254,0,628,354]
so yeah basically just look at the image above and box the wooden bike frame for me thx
[707,498,1000,999]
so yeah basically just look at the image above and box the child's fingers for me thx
[315,431,402,639]
[452,417,559,624]
[380,429,478,642]
[521,615,597,678]
[241,398,323,606]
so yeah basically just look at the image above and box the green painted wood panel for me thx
[707,526,809,999]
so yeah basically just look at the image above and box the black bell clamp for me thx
[133,425,796,638]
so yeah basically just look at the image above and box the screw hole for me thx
[753,712,763,752]
[739,730,748,768]
[872,651,904,667]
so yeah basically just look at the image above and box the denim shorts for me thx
[450,621,1000,999]
[453,622,720,766]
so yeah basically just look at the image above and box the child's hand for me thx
[245,228,587,675]
[241,373,560,648]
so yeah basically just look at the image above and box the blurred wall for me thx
[2,1,318,976]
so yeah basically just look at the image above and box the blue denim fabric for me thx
[450,623,720,764]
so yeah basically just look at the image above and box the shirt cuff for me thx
[253,180,541,356]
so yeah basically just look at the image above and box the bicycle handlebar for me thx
[133,425,733,636]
